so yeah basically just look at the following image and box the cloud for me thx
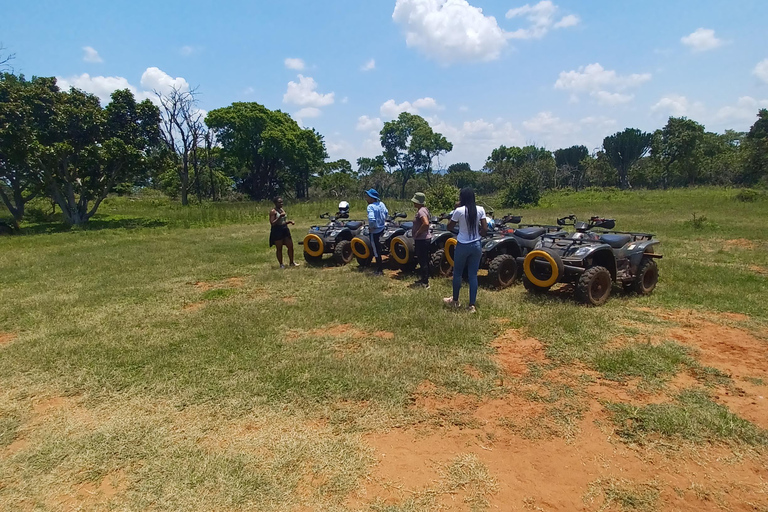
[506,1,580,40]
[57,67,190,105]
[180,45,195,56]
[356,115,383,132]
[392,0,509,64]
[295,107,322,119]
[361,59,376,71]
[82,46,103,63]
[715,96,768,123]
[554,63,650,104]
[754,59,768,84]
[380,97,442,118]
[284,58,305,71]
[283,75,334,108]
[523,111,577,134]
[681,28,723,53]
[651,94,705,118]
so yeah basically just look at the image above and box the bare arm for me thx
[269,209,281,226]
[480,218,488,236]
[447,219,457,232]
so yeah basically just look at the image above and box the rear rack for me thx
[519,224,563,233]
[591,230,655,241]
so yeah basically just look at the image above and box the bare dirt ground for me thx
[349,310,768,511]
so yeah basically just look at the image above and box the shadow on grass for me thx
[18,216,168,235]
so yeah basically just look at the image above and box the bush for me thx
[502,167,541,207]
[734,189,763,202]
[426,182,459,215]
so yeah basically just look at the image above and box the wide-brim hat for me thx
[411,192,426,205]
[364,189,380,200]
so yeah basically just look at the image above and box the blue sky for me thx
[3,0,768,168]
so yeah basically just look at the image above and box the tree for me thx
[447,162,471,174]
[652,117,705,187]
[0,43,14,72]
[603,128,652,189]
[379,112,452,198]
[554,145,589,190]
[742,109,768,185]
[0,73,58,226]
[486,145,554,189]
[41,88,160,225]
[357,156,396,197]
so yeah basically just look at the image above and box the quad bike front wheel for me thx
[576,265,612,306]
[632,256,658,295]
[488,254,518,289]
[333,240,354,265]
[431,248,452,277]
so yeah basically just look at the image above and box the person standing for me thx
[444,188,487,313]
[269,196,298,268]
[365,189,388,275]
[411,192,431,288]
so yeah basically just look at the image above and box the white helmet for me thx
[338,201,350,212]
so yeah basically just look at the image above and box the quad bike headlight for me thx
[534,240,543,249]
[573,247,592,257]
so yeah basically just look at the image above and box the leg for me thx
[467,241,482,306]
[416,239,430,284]
[274,239,284,266]
[285,236,295,264]
[370,231,383,272]
[452,243,469,302]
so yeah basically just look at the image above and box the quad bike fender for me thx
[483,238,522,259]
[627,240,662,267]
[586,248,617,281]
[431,231,452,249]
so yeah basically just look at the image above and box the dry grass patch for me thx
[0,332,17,346]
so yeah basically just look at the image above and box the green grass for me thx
[1,187,767,510]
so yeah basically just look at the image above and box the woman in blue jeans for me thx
[444,188,488,313]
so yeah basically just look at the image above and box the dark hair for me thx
[459,187,478,238]
[273,196,282,205]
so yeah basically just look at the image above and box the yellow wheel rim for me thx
[444,238,458,267]
[350,237,370,259]
[390,237,410,265]
[523,250,560,288]
[303,233,325,257]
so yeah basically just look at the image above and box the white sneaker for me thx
[443,297,460,308]
[467,305,477,314]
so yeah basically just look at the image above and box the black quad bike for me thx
[518,215,662,306]
[388,213,455,276]
[301,211,365,265]
[349,213,411,267]
[443,215,567,289]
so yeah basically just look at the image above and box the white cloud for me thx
[590,90,634,106]
[243,86,255,95]
[506,1,579,40]
[57,67,190,105]
[681,28,723,53]
[380,97,442,118]
[82,46,103,63]
[651,94,705,118]
[523,111,577,134]
[715,96,768,123]
[283,75,335,108]
[356,115,384,132]
[754,59,768,85]
[392,0,509,64]
[180,45,195,56]
[284,58,305,71]
[295,107,322,119]
[361,59,376,71]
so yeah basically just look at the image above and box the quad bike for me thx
[518,215,662,306]
[349,213,411,267]
[442,214,567,289]
[388,213,455,276]
[301,208,365,265]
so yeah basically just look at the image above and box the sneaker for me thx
[290,262,300,267]
[373,269,384,276]
[467,305,477,314]
[443,297,460,308]
[280,264,286,269]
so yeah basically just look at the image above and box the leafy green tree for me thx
[554,145,589,190]
[582,151,618,187]
[447,162,471,174]
[742,109,768,185]
[40,88,160,225]
[0,73,58,226]
[379,112,452,198]
[652,117,705,187]
[486,145,554,188]
[503,163,541,207]
[603,128,652,189]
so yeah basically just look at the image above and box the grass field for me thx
[1,187,767,511]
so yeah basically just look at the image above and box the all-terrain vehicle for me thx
[518,215,662,306]
[301,203,365,265]
[349,212,411,267]
[388,213,455,276]
[442,215,567,289]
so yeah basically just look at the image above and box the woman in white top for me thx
[444,188,487,313]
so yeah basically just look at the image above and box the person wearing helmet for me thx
[338,201,350,218]
[269,196,298,268]
[364,189,388,275]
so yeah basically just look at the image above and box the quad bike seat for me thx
[345,221,363,230]
[514,227,546,240]
[400,222,414,230]
[599,234,632,249]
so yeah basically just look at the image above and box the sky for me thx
[2,0,768,169]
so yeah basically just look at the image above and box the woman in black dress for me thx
[269,197,298,268]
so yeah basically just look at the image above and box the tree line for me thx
[2,66,767,227]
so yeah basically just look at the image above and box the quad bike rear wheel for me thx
[431,248,452,277]
[576,265,612,306]
[333,240,354,265]
[488,254,518,289]
[632,256,658,295]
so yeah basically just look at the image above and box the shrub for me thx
[734,189,763,202]
[502,167,541,207]
[426,182,460,215]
